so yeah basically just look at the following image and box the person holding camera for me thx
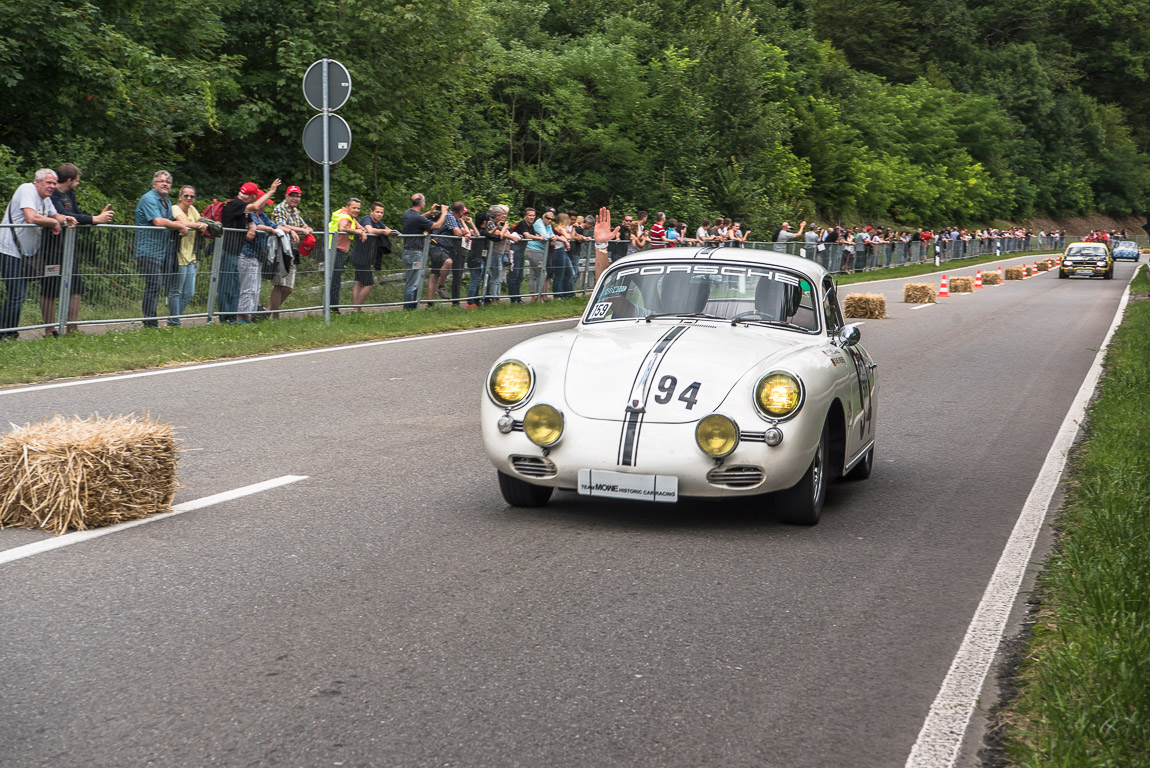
[427,201,465,304]
[399,194,448,310]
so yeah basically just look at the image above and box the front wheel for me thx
[776,419,829,526]
[1104,266,1114,280]
[497,471,554,507]
[1058,269,1067,279]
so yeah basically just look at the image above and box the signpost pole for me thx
[322,58,332,323]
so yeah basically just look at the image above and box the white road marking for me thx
[0,318,578,397]
[904,274,1134,768]
[910,304,937,311]
[0,475,308,566]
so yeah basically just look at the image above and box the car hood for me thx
[564,321,815,423]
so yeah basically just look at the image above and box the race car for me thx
[1111,240,1140,261]
[481,246,878,525]
[1059,242,1113,279]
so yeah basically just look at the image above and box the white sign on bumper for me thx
[577,469,679,503]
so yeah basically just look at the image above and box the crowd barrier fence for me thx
[0,222,1137,338]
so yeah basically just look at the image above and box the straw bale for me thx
[1005,267,1025,280]
[903,283,936,304]
[0,414,180,535]
[1036,261,1051,272]
[981,271,1002,286]
[843,293,887,319]
[950,276,974,293]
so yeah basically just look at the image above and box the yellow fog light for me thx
[755,371,803,420]
[695,413,739,457]
[524,404,564,447]
[489,360,533,407]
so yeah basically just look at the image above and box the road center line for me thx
[0,475,308,566]
[904,274,1133,768]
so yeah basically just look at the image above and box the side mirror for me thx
[838,324,861,347]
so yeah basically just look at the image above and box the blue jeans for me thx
[402,249,423,310]
[217,249,240,318]
[549,247,575,297]
[0,251,30,338]
[466,260,486,304]
[167,262,197,326]
[508,242,526,302]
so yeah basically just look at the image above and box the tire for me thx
[497,471,554,507]
[1104,266,1114,280]
[776,419,829,526]
[1058,269,1067,279]
[845,444,874,481]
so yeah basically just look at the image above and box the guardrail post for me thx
[54,225,78,336]
[206,235,224,322]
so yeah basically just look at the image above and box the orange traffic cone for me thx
[975,270,983,290]
[998,266,1003,281]
[1034,261,1040,275]
[938,273,950,298]
[1022,264,1030,278]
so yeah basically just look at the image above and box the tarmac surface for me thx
[0,257,1135,768]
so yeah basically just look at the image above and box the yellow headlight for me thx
[695,414,739,457]
[490,360,533,406]
[755,372,803,419]
[524,404,564,447]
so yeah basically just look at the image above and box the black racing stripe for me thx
[618,410,642,466]
[617,325,690,466]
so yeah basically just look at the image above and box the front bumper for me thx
[1060,262,1109,276]
[482,414,814,499]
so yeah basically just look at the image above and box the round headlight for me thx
[489,360,533,407]
[755,371,804,420]
[523,404,564,447]
[695,413,739,457]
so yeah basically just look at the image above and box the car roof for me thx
[1066,241,1108,248]
[607,245,831,283]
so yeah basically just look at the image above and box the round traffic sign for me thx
[302,113,352,165]
[302,59,352,112]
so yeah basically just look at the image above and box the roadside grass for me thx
[999,263,1150,766]
[0,299,587,388]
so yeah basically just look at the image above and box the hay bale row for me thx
[903,283,936,304]
[0,414,180,535]
[1036,261,1051,272]
[950,276,974,293]
[981,271,1002,286]
[843,293,887,319]
[1005,267,1025,280]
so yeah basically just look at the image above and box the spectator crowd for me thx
[0,165,1120,340]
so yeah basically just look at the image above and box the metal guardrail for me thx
[0,222,1138,338]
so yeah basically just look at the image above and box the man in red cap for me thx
[218,179,279,321]
[270,185,313,318]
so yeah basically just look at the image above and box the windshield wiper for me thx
[645,312,727,323]
[730,315,811,331]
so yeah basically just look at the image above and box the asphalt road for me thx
[0,258,1134,768]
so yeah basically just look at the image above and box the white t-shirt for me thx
[696,226,709,240]
[1,182,56,258]
[773,229,797,252]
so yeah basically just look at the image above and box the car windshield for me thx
[585,261,820,333]
[1117,241,1137,249]
[1067,245,1108,257]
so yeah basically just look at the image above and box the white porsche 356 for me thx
[481,246,878,525]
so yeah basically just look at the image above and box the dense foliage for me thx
[2,0,1147,233]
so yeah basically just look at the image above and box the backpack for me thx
[200,198,225,238]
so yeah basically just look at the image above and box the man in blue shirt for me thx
[134,170,188,327]
[527,208,555,297]
[399,193,447,310]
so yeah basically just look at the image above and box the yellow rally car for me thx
[1059,242,1113,279]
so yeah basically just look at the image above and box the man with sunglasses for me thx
[270,185,312,318]
[526,207,556,298]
